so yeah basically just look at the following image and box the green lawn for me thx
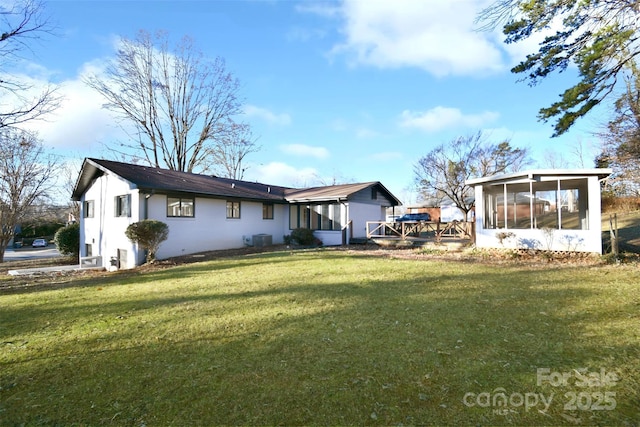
[1,249,639,425]
[602,210,640,254]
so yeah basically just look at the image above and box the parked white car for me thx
[32,238,47,248]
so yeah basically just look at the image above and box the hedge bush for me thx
[290,228,316,246]
[125,220,169,264]
[54,223,80,260]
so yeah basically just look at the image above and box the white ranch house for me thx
[72,158,401,269]
[467,169,612,253]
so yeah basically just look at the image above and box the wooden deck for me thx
[366,220,474,243]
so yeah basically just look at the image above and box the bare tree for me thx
[0,129,57,262]
[85,30,250,173]
[208,122,259,179]
[414,132,531,216]
[57,161,81,222]
[541,149,569,169]
[596,63,640,196]
[569,137,589,168]
[0,0,60,129]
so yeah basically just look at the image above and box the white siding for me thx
[314,230,342,246]
[80,173,140,269]
[348,202,387,239]
[80,175,289,267]
[150,195,287,260]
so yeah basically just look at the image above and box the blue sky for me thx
[19,0,605,204]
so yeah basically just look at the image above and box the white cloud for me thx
[328,0,506,77]
[249,162,319,188]
[280,143,330,159]
[25,80,120,151]
[295,2,342,18]
[244,104,292,126]
[399,106,499,132]
[10,61,123,152]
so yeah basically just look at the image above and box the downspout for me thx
[344,200,350,245]
[99,176,105,267]
[141,191,154,265]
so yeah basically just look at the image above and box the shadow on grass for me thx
[0,248,419,296]
[2,252,639,425]
[602,211,640,254]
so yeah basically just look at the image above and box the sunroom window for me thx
[484,178,588,230]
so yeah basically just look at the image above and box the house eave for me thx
[465,168,613,186]
[285,196,350,204]
[71,159,111,201]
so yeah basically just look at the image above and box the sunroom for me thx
[466,169,612,253]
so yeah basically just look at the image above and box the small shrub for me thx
[495,231,515,247]
[125,220,169,264]
[283,234,292,245]
[54,223,80,260]
[290,228,316,246]
[506,249,521,259]
[540,227,555,251]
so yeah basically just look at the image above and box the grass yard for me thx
[603,210,640,254]
[1,249,639,425]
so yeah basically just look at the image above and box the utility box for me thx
[252,234,272,247]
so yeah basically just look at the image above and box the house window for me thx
[263,203,274,220]
[226,201,240,219]
[84,200,94,218]
[167,197,194,217]
[85,243,92,257]
[332,204,342,230]
[289,205,298,229]
[114,195,131,217]
[311,205,320,229]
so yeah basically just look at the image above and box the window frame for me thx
[226,201,241,219]
[262,203,274,220]
[114,194,131,217]
[167,196,195,218]
[84,200,94,218]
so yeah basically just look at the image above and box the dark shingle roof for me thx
[72,158,289,202]
[72,158,401,206]
[285,182,401,205]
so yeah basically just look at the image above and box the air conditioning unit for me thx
[252,234,272,247]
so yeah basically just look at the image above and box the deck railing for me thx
[366,220,473,241]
